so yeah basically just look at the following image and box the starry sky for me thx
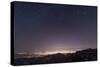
[14,2,97,53]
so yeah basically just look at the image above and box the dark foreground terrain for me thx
[14,48,97,66]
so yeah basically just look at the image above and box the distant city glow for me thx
[15,50,76,58]
[43,50,76,55]
[31,50,76,56]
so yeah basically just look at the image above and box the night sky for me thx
[14,2,97,53]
